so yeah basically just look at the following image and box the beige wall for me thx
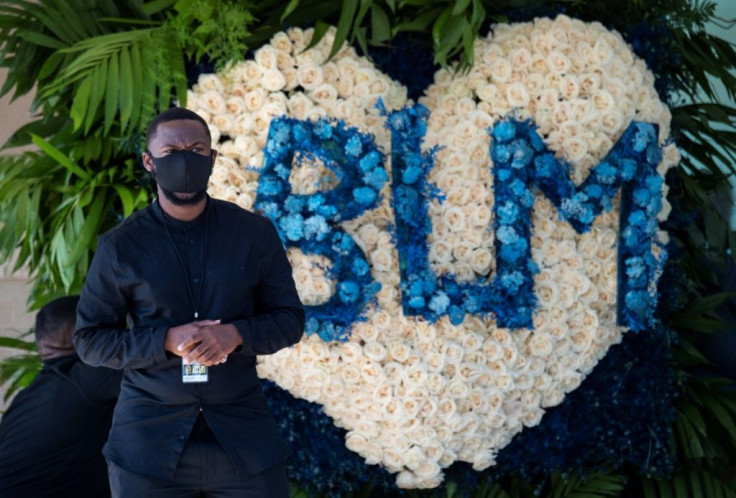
[0,67,37,412]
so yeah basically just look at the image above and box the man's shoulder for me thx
[211,198,272,227]
[98,205,155,244]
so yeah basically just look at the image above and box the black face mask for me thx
[148,150,213,193]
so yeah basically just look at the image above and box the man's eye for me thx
[191,147,203,153]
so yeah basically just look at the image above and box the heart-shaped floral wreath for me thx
[186,14,679,489]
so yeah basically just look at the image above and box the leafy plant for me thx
[0,335,41,405]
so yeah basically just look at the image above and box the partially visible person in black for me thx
[0,295,122,497]
[74,107,305,497]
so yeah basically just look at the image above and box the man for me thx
[0,295,121,497]
[74,107,305,497]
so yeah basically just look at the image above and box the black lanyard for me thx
[161,205,209,320]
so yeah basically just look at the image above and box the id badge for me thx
[182,358,208,383]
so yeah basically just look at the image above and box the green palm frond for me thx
[547,471,625,498]
[640,468,736,498]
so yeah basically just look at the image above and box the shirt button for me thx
[179,435,185,441]
[193,277,200,283]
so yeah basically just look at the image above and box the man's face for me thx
[142,119,217,205]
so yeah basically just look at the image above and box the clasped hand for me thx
[165,320,243,366]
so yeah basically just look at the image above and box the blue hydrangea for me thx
[345,135,363,157]
[338,281,360,303]
[402,165,423,184]
[279,213,304,241]
[428,291,450,314]
[363,167,388,190]
[353,186,377,205]
[314,119,333,139]
[303,215,329,241]
[497,201,519,224]
[358,150,381,173]
[496,225,519,244]
[493,120,516,142]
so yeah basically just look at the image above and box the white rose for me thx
[383,449,405,471]
[296,64,324,90]
[436,398,457,420]
[309,83,338,105]
[495,373,514,392]
[295,47,324,67]
[197,73,225,92]
[261,69,286,92]
[370,247,394,273]
[383,362,405,385]
[321,61,339,84]
[506,82,530,107]
[255,45,278,70]
[269,31,292,53]
[338,363,361,384]
[404,363,429,387]
[345,432,368,454]
[446,378,470,399]
[199,90,226,114]
[363,341,387,362]
[396,471,420,489]
[529,333,554,357]
[490,58,512,83]
[360,361,385,385]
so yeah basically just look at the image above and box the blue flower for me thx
[345,135,363,157]
[402,165,423,184]
[497,201,519,224]
[338,281,360,303]
[493,120,516,142]
[428,291,450,314]
[285,196,306,214]
[511,141,534,168]
[620,158,637,180]
[448,305,465,325]
[304,318,320,335]
[292,121,311,143]
[351,258,370,277]
[496,225,519,244]
[259,202,281,220]
[499,239,528,263]
[408,295,425,309]
[494,144,512,163]
[353,186,377,205]
[595,161,617,184]
[358,151,381,173]
[314,119,333,139]
[499,270,525,293]
[625,289,652,315]
[304,215,329,241]
[279,213,304,241]
[363,167,388,190]
[257,176,282,196]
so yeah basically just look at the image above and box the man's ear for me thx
[141,151,154,173]
[211,149,218,163]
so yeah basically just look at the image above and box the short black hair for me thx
[34,295,80,346]
[146,107,211,147]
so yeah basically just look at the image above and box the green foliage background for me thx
[1,1,735,497]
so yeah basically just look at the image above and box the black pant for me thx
[107,415,289,497]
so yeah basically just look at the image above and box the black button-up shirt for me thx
[74,197,305,481]
[0,355,121,496]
